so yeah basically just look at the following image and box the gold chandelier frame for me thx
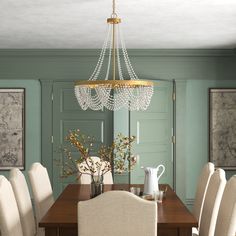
[75,80,153,89]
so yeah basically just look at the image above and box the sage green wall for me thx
[0,49,235,205]
[114,108,129,183]
[183,80,236,208]
[0,80,41,186]
[0,49,236,81]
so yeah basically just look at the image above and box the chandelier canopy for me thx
[74,0,154,111]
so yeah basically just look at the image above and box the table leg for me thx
[45,228,58,236]
[158,227,192,236]
[179,228,192,236]
[44,227,77,236]
[158,228,178,236]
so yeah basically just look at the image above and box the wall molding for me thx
[185,198,195,208]
[0,49,235,57]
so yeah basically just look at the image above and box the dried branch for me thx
[57,129,137,181]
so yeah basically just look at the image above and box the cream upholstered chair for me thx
[0,176,23,236]
[28,163,54,236]
[77,156,113,184]
[9,168,37,236]
[214,175,236,236]
[78,190,157,236]
[192,162,215,224]
[193,168,226,236]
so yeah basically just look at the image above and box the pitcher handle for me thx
[156,164,165,181]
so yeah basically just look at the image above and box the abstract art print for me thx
[0,88,25,170]
[209,88,236,169]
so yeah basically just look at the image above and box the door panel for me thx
[52,80,173,194]
[130,81,173,186]
[52,82,112,197]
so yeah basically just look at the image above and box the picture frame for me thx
[0,88,25,170]
[209,88,236,170]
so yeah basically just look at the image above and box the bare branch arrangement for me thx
[60,129,137,182]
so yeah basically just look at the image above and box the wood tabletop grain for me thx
[39,184,197,236]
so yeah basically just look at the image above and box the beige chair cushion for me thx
[198,168,226,236]
[0,176,23,236]
[28,163,54,227]
[192,162,214,224]
[77,156,113,184]
[9,168,36,236]
[78,190,157,236]
[214,175,236,236]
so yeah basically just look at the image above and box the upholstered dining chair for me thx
[192,162,215,225]
[214,175,236,236]
[0,175,23,236]
[192,168,226,236]
[77,156,113,184]
[9,168,37,236]
[28,163,54,236]
[78,190,157,236]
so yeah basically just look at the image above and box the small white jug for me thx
[142,165,165,195]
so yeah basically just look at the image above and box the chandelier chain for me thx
[119,26,137,80]
[105,25,113,81]
[116,28,124,80]
[112,18,116,80]
[113,0,116,15]
[89,25,111,81]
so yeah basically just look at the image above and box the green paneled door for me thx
[52,82,113,197]
[130,81,174,187]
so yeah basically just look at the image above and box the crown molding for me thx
[0,49,235,57]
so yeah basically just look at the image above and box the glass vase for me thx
[90,175,104,198]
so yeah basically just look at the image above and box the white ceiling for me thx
[0,0,236,49]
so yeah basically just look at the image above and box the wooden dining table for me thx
[39,184,197,236]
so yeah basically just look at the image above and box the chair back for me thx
[0,176,23,236]
[199,168,226,236]
[192,162,214,223]
[77,156,113,184]
[9,168,36,236]
[78,190,157,236]
[214,175,236,236]
[28,163,54,224]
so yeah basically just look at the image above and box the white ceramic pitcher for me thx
[142,165,165,195]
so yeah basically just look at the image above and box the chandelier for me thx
[74,0,154,111]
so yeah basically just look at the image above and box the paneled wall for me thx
[130,81,173,186]
[51,81,113,196]
[0,79,41,190]
[0,49,235,206]
[179,79,236,208]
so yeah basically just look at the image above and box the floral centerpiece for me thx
[60,129,137,186]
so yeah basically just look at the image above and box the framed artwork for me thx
[0,88,25,170]
[209,88,236,170]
